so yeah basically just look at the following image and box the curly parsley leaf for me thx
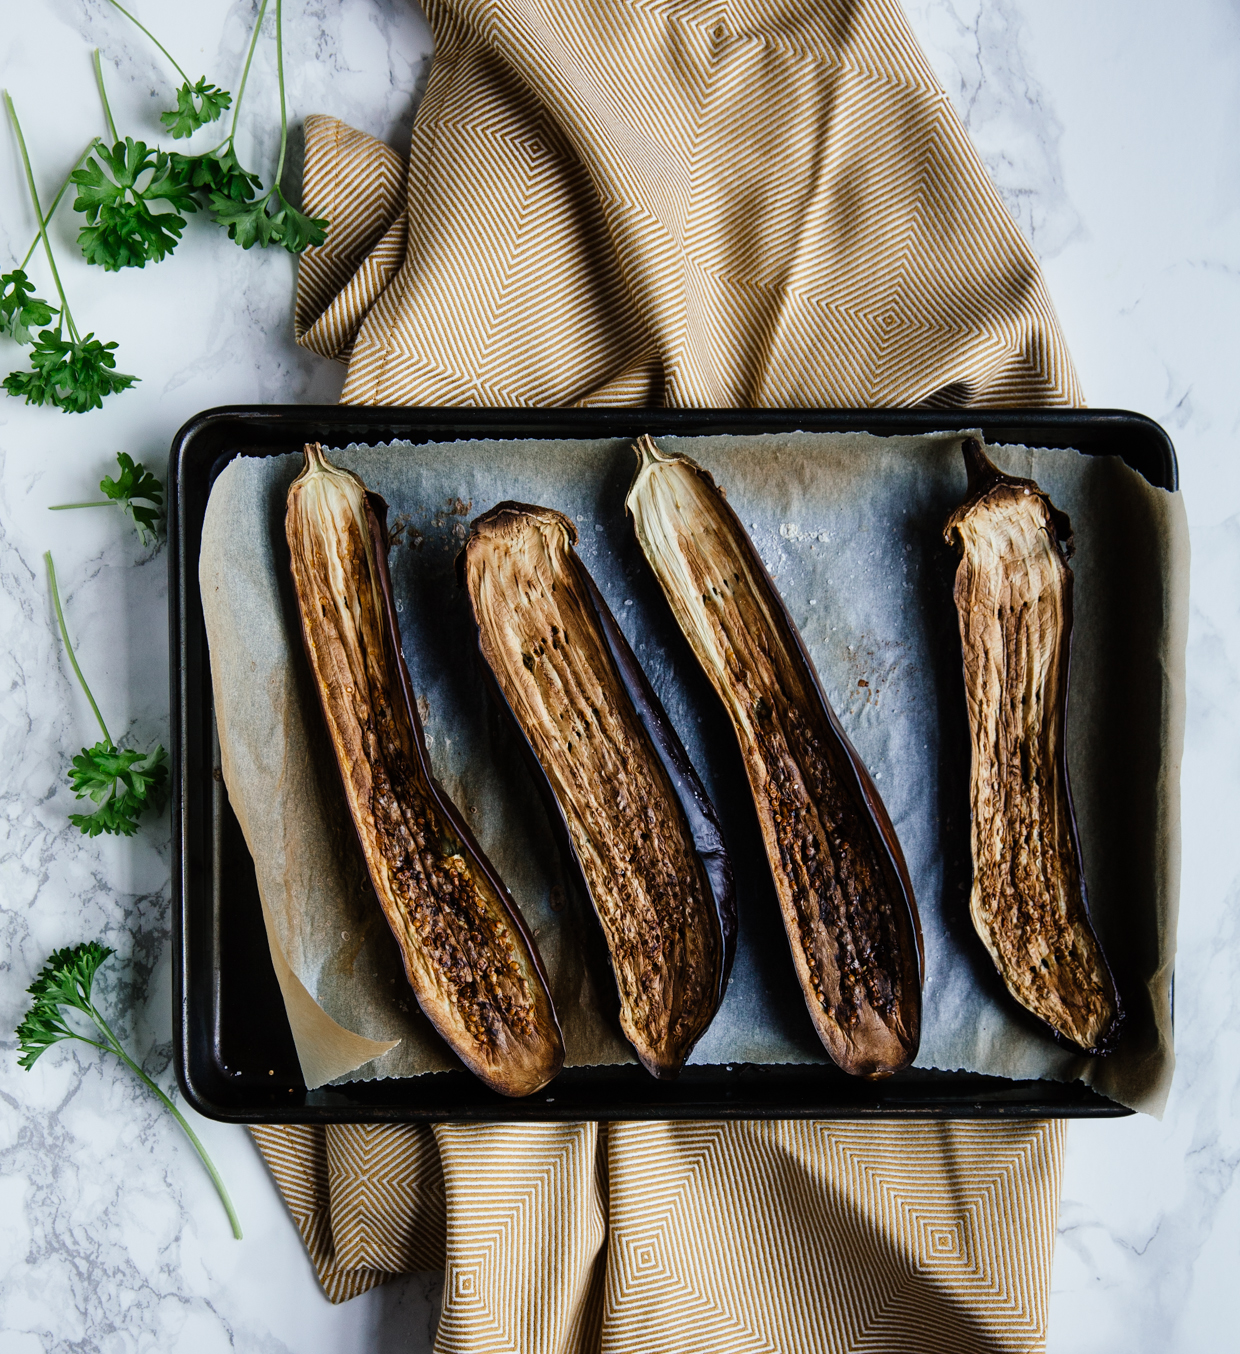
[67,740,168,837]
[209,193,277,250]
[159,78,232,139]
[14,938,242,1237]
[80,204,185,270]
[44,551,164,834]
[269,194,329,254]
[15,941,115,1068]
[3,332,138,413]
[1,270,58,345]
[48,452,165,543]
[210,186,327,255]
[170,144,262,206]
[100,452,165,542]
[72,138,199,270]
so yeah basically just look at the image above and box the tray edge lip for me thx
[170,404,1174,1123]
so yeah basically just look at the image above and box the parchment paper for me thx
[199,430,1187,1115]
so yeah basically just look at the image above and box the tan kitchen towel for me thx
[294,0,1080,408]
[598,1121,1065,1352]
[249,1124,394,1303]
[255,0,1084,1346]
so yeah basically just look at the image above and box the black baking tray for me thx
[170,405,1176,1123]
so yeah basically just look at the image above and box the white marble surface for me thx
[0,1,1235,1349]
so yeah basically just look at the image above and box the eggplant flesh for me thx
[285,446,564,1096]
[460,502,734,1079]
[626,436,922,1079]
[944,437,1121,1055]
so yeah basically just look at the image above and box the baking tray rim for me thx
[170,404,1177,1124]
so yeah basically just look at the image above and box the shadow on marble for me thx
[358,1271,443,1354]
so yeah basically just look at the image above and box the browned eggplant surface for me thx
[461,502,733,1078]
[626,436,922,1078]
[285,445,563,1096]
[944,437,1121,1054]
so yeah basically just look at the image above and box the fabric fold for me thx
[325,1124,447,1273]
[249,1124,394,1303]
[599,1120,1066,1352]
[294,0,1081,410]
[433,1124,608,1354]
[295,115,409,362]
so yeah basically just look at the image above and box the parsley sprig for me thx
[45,551,168,836]
[166,2,271,231]
[70,51,201,271]
[16,941,242,1239]
[162,78,233,140]
[7,333,137,413]
[4,4,324,413]
[170,142,262,211]
[101,0,232,139]
[72,138,197,271]
[2,94,137,413]
[0,269,57,343]
[193,0,326,253]
[88,3,325,259]
[66,744,167,836]
[50,451,165,544]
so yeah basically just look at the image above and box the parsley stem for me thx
[229,0,270,145]
[93,50,120,144]
[271,0,288,193]
[4,93,79,344]
[19,140,100,271]
[85,1005,244,1240]
[49,501,116,511]
[64,1032,110,1054]
[44,551,113,750]
[101,0,191,87]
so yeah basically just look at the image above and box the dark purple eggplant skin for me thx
[456,502,737,1074]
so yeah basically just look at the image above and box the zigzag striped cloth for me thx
[261,0,1083,1347]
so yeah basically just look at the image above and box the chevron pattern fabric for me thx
[251,1118,1067,1349]
[294,0,1081,408]
[294,116,409,363]
[434,1124,608,1353]
[325,1124,447,1272]
[248,1124,393,1303]
[599,1121,1065,1353]
[250,0,1083,1344]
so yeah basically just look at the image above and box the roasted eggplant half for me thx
[944,436,1121,1054]
[626,436,922,1078]
[459,502,735,1079]
[285,445,564,1096]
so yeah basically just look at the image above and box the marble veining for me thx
[901,0,1084,261]
[1,2,1237,1351]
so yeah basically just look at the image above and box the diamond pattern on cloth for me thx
[434,1124,608,1354]
[249,1124,394,1304]
[294,116,409,363]
[325,1123,447,1273]
[599,1120,1065,1353]
[293,0,1081,409]
[250,0,1082,1345]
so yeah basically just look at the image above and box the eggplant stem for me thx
[961,436,1001,495]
